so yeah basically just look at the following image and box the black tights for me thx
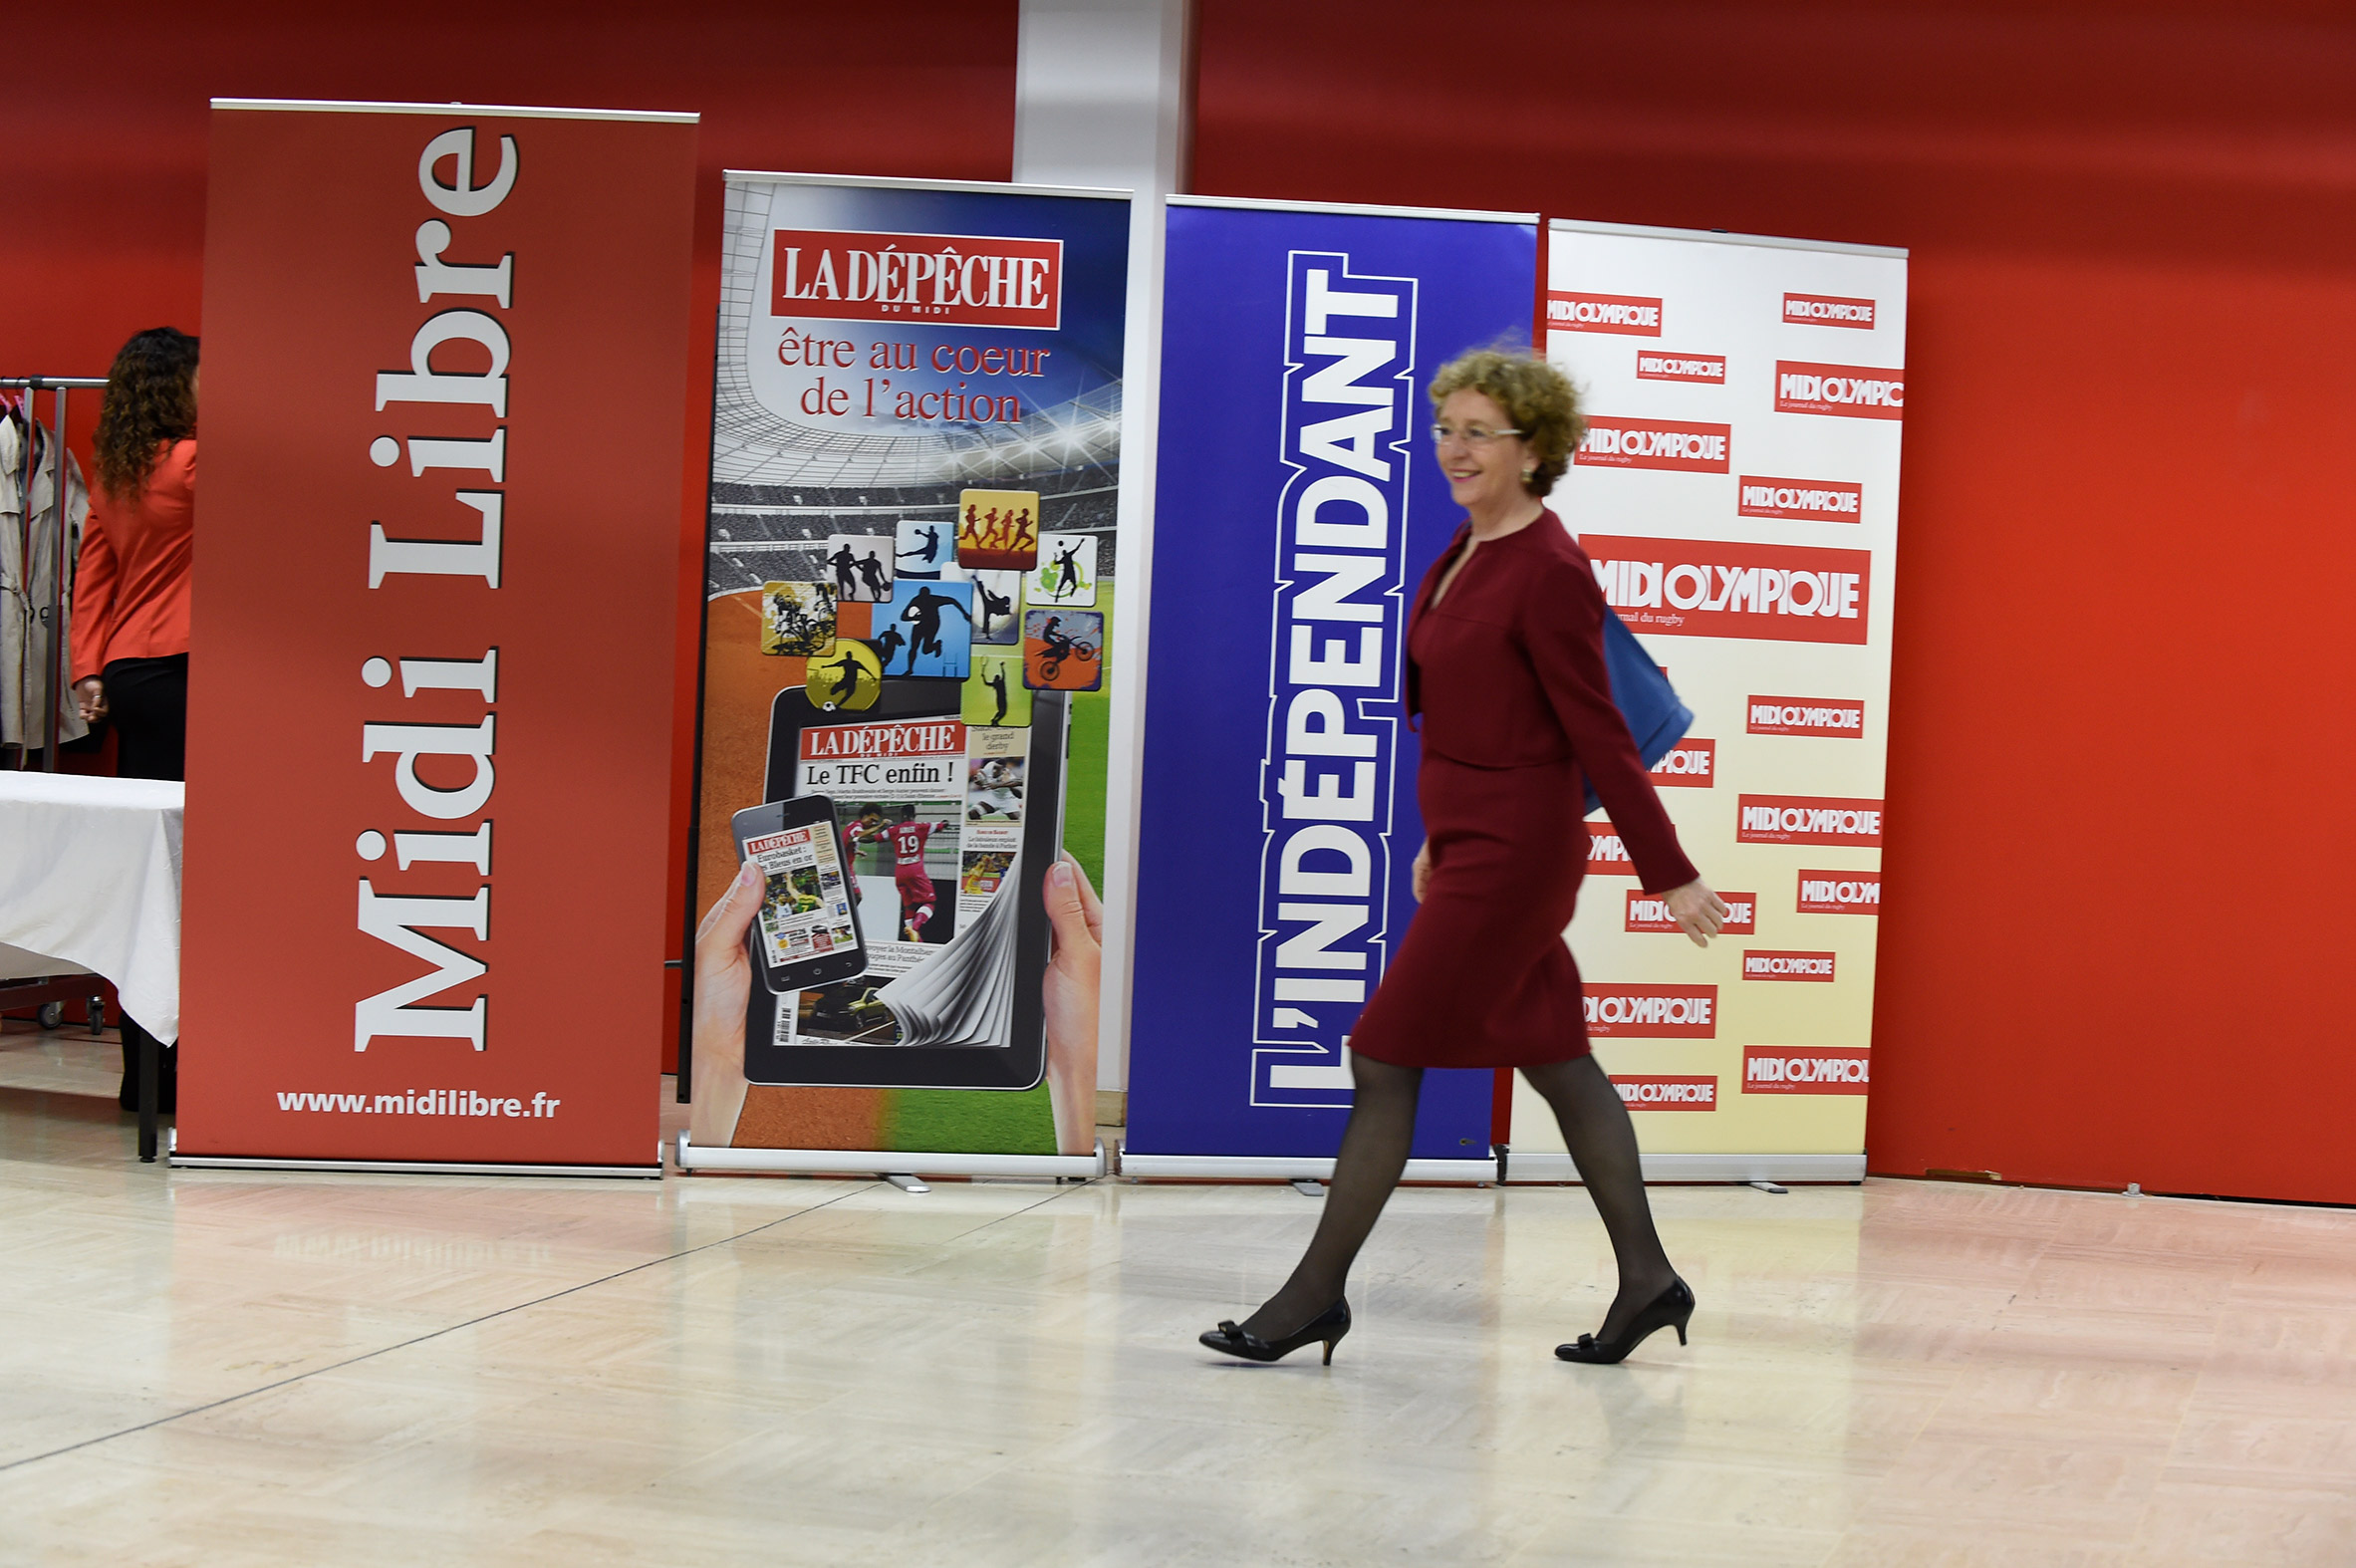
[1239,1052,1677,1343]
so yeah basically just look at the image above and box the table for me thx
[0,772,183,1159]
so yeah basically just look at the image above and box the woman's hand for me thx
[73,677,106,723]
[688,859,762,1150]
[1663,879,1729,948]
[1041,853,1103,1158]
[1412,841,1433,903]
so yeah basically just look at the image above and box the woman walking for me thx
[1201,349,1728,1368]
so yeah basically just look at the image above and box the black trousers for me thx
[104,653,187,782]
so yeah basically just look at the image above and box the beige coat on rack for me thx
[0,412,91,754]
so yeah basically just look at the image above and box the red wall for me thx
[1191,1,2356,1202]
[0,1,1017,1071]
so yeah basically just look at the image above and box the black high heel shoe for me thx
[1199,1298,1352,1365]
[1554,1277,1695,1364]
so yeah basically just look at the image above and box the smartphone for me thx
[730,794,870,994]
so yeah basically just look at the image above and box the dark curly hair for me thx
[93,328,199,501]
[1428,347,1585,496]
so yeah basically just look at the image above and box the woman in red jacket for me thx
[1202,350,1730,1369]
[72,328,197,782]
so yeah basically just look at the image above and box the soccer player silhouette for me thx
[817,646,865,707]
[826,544,860,601]
[900,585,972,662]
[870,625,907,673]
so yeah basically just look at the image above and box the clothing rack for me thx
[1,377,107,771]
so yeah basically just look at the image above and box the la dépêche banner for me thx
[1124,198,1537,1165]
[687,175,1129,1163]
[1534,220,1907,1161]
[177,102,698,1166]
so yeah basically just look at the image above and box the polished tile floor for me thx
[3,1022,2352,1567]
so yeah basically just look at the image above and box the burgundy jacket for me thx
[1405,512,1699,894]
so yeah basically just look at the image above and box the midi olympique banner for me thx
[177,101,698,1171]
[1522,220,1907,1180]
[1124,197,1539,1176]
[684,173,1130,1174]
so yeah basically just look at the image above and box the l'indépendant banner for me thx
[682,174,1129,1175]
[1123,197,1538,1176]
[176,101,699,1172]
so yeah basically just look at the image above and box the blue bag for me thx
[1585,607,1692,814]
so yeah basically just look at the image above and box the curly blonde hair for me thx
[1429,348,1583,496]
[93,328,199,501]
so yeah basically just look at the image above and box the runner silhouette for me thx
[901,586,972,663]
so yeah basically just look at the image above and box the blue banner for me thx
[1128,200,1538,1162]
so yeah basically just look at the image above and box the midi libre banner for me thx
[1124,198,1539,1172]
[1522,220,1907,1176]
[685,174,1129,1170]
[177,102,698,1169]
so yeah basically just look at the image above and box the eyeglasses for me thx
[1429,423,1524,445]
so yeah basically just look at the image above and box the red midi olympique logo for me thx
[1798,870,1882,915]
[1585,821,1638,876]
[1583,984,1717,1038]
[1546,291,1662,336]
[1748,696,1866,737]
[1738,795,1884,846]
[1635,351,1726,385]
[1626,890,1754,934]
[1612,1075,1718,1111]
[1742,949,1837,982]
[1582,535,1871,646]
[1577,417,1730,473]
[1776,361,1905,420]
[1738,476,1862,521]
[771,228,1063,329]
[1649,737,1714,786]
[1782,293,1876,329]
[1743,1047,1871,1095]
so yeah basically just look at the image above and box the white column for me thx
[1014,0,1192,1100]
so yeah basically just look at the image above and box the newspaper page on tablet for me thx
[775,717,1040,1050]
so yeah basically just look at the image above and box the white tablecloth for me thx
[0,773,182,1042]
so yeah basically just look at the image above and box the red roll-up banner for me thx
[174,101,697,1169]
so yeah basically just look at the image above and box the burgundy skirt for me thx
[1348,753,1592,1070]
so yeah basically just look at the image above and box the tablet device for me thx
[740,677,1069,1091]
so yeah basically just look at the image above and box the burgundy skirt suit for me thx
[1347,511,1699,1070]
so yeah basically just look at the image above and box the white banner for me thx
[1523,220,1906,1167]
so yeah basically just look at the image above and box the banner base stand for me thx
[1504,1152,1865,1185]
[675,1132,1106,1180]
[166,1131,660,1178]
[1119,1152,1497,1183]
